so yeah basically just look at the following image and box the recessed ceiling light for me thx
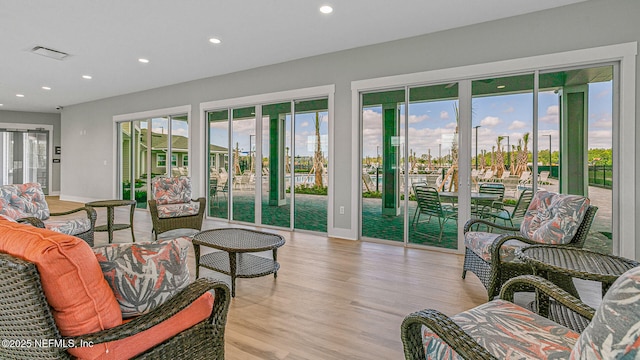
[82,75,92,80]
[497,85,506,89]
[209,38,221,44]
[138,58,149,64]
[320,5,333,14]
[0,104,3,107]
[16,94,25,97]
[42,86,51,90]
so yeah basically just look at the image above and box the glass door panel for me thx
[261,102,291,228]
[540,66,614,254]
[231,106,256,223]
[207,110,230,220]
[361,89,405,242]
[293,98,328,232]
[170,115,189,177]
[151,117,169,178]
[407,83,459,248]
[0,130,49,193]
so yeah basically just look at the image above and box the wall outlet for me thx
[339,206,345,215]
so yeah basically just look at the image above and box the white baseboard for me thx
[328,227,357,240]
[58,194,103,204]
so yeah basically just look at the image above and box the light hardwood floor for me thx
[45,197,496,359]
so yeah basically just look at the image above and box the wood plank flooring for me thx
[44,197,500,359]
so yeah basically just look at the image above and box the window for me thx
[157,154,166,167]
[183,155,189,166]
[171,154,177,166]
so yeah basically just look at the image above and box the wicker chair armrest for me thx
[464,218,519,233]
[68,278,230,345]
[500,275,596,321]
[16,216,46,228]
[192,197,206,215]
[402,309,497,360]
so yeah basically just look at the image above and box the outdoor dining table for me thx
[438,191,502,214]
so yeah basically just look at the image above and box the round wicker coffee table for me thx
[517,245,639,296]
[85,199,136,243]
[192,228,285,297]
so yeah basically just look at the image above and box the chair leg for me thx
[461,269,467,279]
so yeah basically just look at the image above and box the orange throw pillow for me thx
[0,221,122,359]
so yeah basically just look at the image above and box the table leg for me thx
[229,252,237,297]
[129,203,136,242]
[273,248,278,278]
[194,244,200,279]
[107,206,114,244]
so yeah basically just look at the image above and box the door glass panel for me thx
[261,102,291,228]
[151,117,169,177]
[0,130,49,193]
[540,66,614,254]
[207,110,230,220]
[231,106,256,223]
[170,116,189,177]
[293,98,328,232]
[407,84,459,248]
[361,89,405,242]
[471,74,533,228]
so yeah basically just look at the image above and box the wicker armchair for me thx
[148,176,206,240]
[462,190,597,299]
[402,275,596,360]
[0,183,96,246]
[0,252,230,359]
[403,267,640,360]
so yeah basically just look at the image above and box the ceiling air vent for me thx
[31,46,69,60]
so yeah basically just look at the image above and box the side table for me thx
[192,228,285,297]
[517,245,639,296]
[85,199,137,243]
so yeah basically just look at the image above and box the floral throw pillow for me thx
[93,237,191,318]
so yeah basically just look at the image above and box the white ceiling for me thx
[0,0,588,113]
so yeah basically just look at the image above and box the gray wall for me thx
[0,110,61,193]
[60,0,639,247]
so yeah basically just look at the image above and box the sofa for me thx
[0,183,96,246]
[0,217,230,359]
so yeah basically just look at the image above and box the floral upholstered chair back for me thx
[519,191,590,245]
[570,266,640,359]
[0,183,50,220]
[151,176,192,205]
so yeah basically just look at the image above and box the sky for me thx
[362,80,612,159]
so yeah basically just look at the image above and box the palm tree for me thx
[514,132,530,176]
[313,112,324,187]
[495,137,505,177]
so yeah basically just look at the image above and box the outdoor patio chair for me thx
[518,170,532,185]
[502,175,520,198]
[0,219,230,359]
[402,268,640,360]
[473,183,505,216]
[148,176,206,240]
[538,170,550,184]
[481,188,534,228]
[412,185,457,242]
[462,190,597,299]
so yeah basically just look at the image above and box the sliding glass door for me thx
[0,129,49,193]
[360,64,616,253]
[206,96,329,233]
[117,113,189,208]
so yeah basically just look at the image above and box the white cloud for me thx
[440,111,449,120]
[591,113,612,129]
[540,105,559,124]
[503,106,515,113]
[301,121,309,128]
[408,114,429,124]
[508,120,527,130]
[596,88,611,99]
[480,116,500,127]
[588,130,612,148]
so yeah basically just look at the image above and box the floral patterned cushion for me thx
[44,218,92,235]
[520,191,589,245]
[464,231,528,262]
[570,266,640,359]
[0,183,50,220]
[157,202,200,219]
[151,176,192,205]
[423,299,579,360]
[93,237,191,318]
